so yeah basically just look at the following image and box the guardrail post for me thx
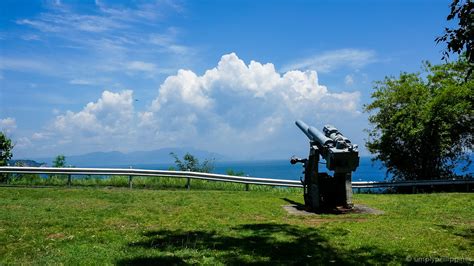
[128,166,133,189]
[245,175,250,191]
[186,177,191,190]
[186,169,191,190]
[67,174,72,187]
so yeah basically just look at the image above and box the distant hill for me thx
[25,147,227,167]
[8,160,47,167]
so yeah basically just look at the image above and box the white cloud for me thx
[282,49,376,73]
[0,117,17,134]
[54,90,134,136]
[26,53,362,158]
[126,61,159,74]
[12,1,190,80]
[15,137,32,149]
[16,19,62,32]
[345,74,354,86]
[17,10,123,33]
[149,32,191,55]
[21,34,41,41]
[32,132,51,140]
[146,53,361,154]
[0,58,53,74]
[95,0,166,22]
[69,79,94,85]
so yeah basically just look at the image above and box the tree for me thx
[53,155,66,168]
[1,132,14,182]
[0,132,13,166]
[364,57,473,181]
[435,0,474,79]
[226,169,245,176]
[170,152,215,173]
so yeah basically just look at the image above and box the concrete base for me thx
[282,204,384,216]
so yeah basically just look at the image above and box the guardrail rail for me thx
[0,166,472,192]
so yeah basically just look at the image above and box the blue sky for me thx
[0,0,454,159]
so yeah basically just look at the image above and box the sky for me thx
[0,0,456,160]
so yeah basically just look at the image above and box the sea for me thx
[114,157,359,182]
[119,156,473,182]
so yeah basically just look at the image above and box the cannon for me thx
[291,120,359,212]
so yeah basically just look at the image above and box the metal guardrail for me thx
[0,166,303,188]
[0,166,472,190]
[352,179,474,188]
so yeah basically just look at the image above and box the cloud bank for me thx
[19,53,361,158]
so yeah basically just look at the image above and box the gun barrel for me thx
[308,126,333,146]
[295,120,333,146]
[295,120,312,139]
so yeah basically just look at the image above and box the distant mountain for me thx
[27,147,228,167]
[8,159,47,167]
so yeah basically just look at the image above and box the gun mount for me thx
[291,120,360,212]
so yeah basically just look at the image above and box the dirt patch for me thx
[283,204,384,216]
[351,204,384,215]
[286,217,368,226]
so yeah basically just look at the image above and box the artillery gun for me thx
[291,120,359,212]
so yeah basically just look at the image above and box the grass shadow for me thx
[437,224,474,248]
[281,197,306,210]
[118,223,407,265]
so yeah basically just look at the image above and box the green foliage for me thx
[364,57,473,181]
[0,132,14,183]
[436,0,473,79]
[8,173,42,185]
[226,169,245,176]
[0,132,13,166]
[170,152,215,173]
[52,155,66,168]
[0,188,472,264]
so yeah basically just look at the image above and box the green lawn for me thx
[0,187,472,265]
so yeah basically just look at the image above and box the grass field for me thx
[1,187,473,265]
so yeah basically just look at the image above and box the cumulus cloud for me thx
[46,90,138,153]
[25,90,137,155]
[0,117,17,134]
[54,90,134,136]
[282,49,376,73]
[29,53,362,158]
[145,53,361,154]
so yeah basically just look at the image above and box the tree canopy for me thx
[364,57,473,181]
[436,0,473,79]
[0,132,13,167]
[53,155,67,168]
[170,152,215,173]
[0,132,14,183]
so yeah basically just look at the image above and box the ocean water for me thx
[128,157,390,181]
[125,156,473,182]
